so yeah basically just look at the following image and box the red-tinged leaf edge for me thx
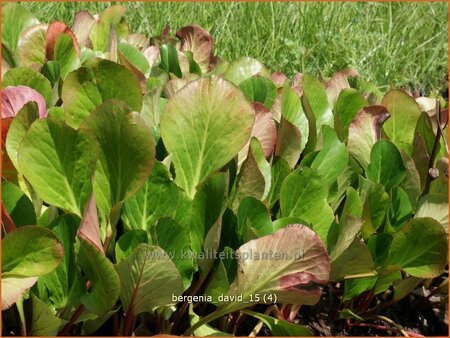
[46,21,80,61]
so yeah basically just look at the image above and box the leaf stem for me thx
[182,306,233,336]
[377,315,410,337]
[57,305,85,336]
[122,308,136,336]
[15,297,26,336]
[423,100,442,195]
[1,202,16,233]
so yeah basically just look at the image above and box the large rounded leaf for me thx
[3,67,52,105]
[80,100,155,206]
[385,217,448,278]
[1,86,47,118]
[17,24,47,68]
[280,168,334,244]
[123,162,182,231]
[2,226,63,277]
[115,244,183,316]
[160,76,254,198]
[347,106,389,169]
[366,140,406,190]
[224,57,270,85]
[382,89,422,149]
[176,25,214,73]
[5,102,40,174]
[2,3,39,52]
[62,59,142,128]
[18,118,99,216]
[223,225,330,311]
[89,6,128,52]
[77,240,120,315]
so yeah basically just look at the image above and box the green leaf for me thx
[159,44,182,78]
[385,217,448,278]
[2,226,63,277]
[1,3,39,52]
[400,151,422,208]
[392,276,423,302]
[89,5,127,52]
[334,88,367,140]
[81,100,155,206]
[330,238,375,281]
[3,67,52,105]
[382,89,422,149]
[311,126,348,187]
[17,24,47,68]
[233,138,271,207]
[1,181,36,227]
[328,215,363,261]
[122,162,181,232]
[267,158,291,207]
[54,34,80,79]
[77,240,120,315]
[30,294,67,335]
[41,61,61,86]
[188,172,229,254]
[366,140,407,190]
[115,244,183,316]
[387,187,412,229]
[237,196,273,242]
[222,225,329,312]
[115,230,148,263]
[205,260,231,303]
[415,112,439,156]
[242,309,312,336]
[280,168,334,244]
[279,84,309,156]
[154,217,195,289]
[2,276,37,311]
[347,106,390,169]
[275,117,302,168]
[160,76,254,198]
[189,305,232,336]
[301,74,333,149]
[415,193,448,230]
[361,184,390,238]
[223,57,270,85]
[62,59,142,128]
[344,277,376,300]
[19,117,98,216]
[119,42,150,74]
[38,215,85,310]
[239,76,277,109]
[367,233,393,268]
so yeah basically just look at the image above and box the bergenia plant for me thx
[1,4,448,337]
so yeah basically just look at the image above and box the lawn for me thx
[19,1,448,94]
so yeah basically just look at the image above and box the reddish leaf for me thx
[78,193,104,254]
[46,21,80,61]
[72,10,96,48]
[176,25,214,72]
[238,103,277,168]
[270,72,288,88]
[347,106,390,169]
[325,68,359,106]
[1,86,47,118]
[143,46,160,68]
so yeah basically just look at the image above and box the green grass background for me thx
[19,1,448,93]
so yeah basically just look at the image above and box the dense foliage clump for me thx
[1,4,448,337]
